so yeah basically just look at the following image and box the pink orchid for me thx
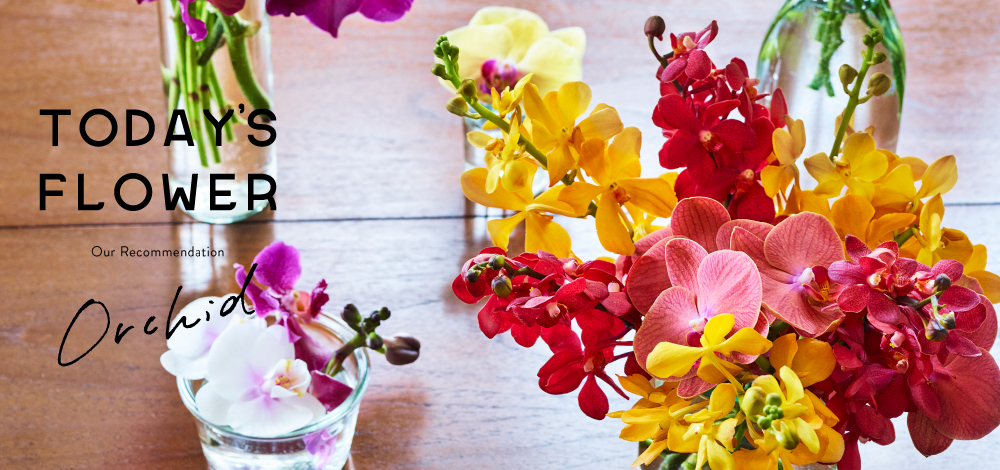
[730,212,846,337]
[632,244,763,375]
[235,241,330,330]
[625,197,771,313]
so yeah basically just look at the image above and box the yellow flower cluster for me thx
[768,123,1000,302]
[461,76,678,258]
[611,315,843,470]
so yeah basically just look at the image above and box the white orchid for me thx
[194,322,326,437]
[160,296,264,380]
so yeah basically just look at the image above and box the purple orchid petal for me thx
[285,317,333,371]
[235,263,279,317]
[253,241,302,295]
[266,0,319,16]
[308,279,330,321]
[179,0,208,41]
[310,371,354,411]
[305,0,364,38]
[304,429,337,468]
[208,0,247,16]
[358,0,413,22]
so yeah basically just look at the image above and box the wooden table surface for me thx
[1,0,999,468]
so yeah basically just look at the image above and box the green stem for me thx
[808,0,846,97]
[323,333,367,377]
[467,101,549,168]
[173,2,208,167]
[201,65,221,165]
[829,40,877,160]
[207,62,236,143]
[220,13,272,111]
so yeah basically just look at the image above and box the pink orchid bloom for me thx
[730,212,846,337]
[235,241,330,334]
[625,197,771,314]
[632,244,763,376]
[660,21,718,83]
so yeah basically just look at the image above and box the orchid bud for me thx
[925,318,948,342]
[644,16,666,40]
[935,273,952,292]
[446,96,469,116]
[431,63,449,79]
[756,416,773,430]
[488,254,506,271]
[342,303,362,325]
[369,311,382,327]
[839,64,858,87]
[491,275,513,297]
[871,51,887,64]
[458,79,478,99]
[384,334,421,365]
[741,387,766,417]
[867,73,891,96]
[367,334,384,350]
[379,307,391,321]
[765,393,782,407]
[869,29,883,45]
[940,312,957,330]
[775,421,800,450]
[464,269,480,283]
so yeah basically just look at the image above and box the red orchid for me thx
[655,94,757,182]
[537,314,629,420]
[829,237,917,325]
[730,211,846,337]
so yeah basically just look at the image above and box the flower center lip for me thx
[480,59,518,94]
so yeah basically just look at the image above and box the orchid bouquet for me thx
[440,14,1000,470]
[161,241,419,466]
[138,0,413,167]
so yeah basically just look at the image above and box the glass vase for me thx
[757,0,905,158]
[176,313,370,470]
[157,0,276,224]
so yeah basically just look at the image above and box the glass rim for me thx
[176,311,370,440]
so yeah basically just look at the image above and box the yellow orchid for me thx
[738,367,845,470]
[474,109,536,194]
[646,314,772,388]
[804,132,888,200]
[762,116,805,199]
[556,127,677,255]
[829,194,916,247]
[442,7,585,98]
[609,376,706,468]
[489,73,533,117]
[460,167,584,258]
[900,194,974,267]
[768,334,836,388]
[667,384,740,470]
[966,245,1000,303]
[523,81,625,186]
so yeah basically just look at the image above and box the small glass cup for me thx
[176,313,369,470]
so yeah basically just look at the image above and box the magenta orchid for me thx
[235,241,330,332]
[266,0,413,38]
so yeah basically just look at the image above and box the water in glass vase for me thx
[757,0,905,169]
[158,0,276,224]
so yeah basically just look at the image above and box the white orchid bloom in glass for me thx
[195,322,326,437]
[160,295,264,380]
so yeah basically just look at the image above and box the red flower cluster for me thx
[651,21,787,223]
[453,248,645,419]
[810,236,1000,467]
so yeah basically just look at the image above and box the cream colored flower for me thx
[441,7,585,98]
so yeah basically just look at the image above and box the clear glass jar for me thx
[757,0,905,158]
[176,313,369,470]
[157,0,276,224]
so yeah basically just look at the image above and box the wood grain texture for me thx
[1,0,999,227]
[1,0,999,469]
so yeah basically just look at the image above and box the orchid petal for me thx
[669,197,731,252]
[633,287,699,368]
